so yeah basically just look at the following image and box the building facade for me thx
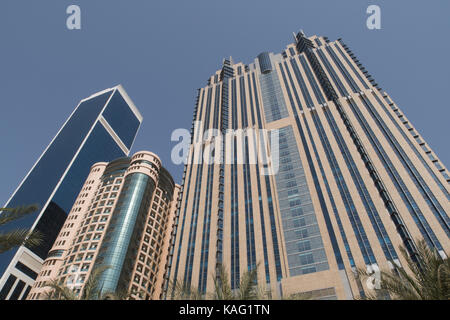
[167,31,450,299]
[0,85,142,300]
[27,151,180,300]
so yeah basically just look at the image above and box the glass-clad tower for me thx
[167,31,450,299]
[27,151,180,300]
[0,85,142,300]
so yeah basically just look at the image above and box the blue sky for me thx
[0,0,449,206]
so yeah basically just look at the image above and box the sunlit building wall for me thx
[167,31,449,299]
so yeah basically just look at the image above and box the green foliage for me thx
[0,204,43,254]
[167,279,205,300]
[211,263,233,300]
[168,262,308,300]
[42,266,135,300]
[357,239,449,300]
[44,279,78,300]
[80,265,109,300]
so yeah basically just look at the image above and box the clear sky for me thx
[1,0,449,206]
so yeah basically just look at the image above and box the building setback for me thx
[27,151,180,300]
[0,85,142,300]
[166,31,450,299]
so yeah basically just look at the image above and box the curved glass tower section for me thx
[27,151,180,300]
[96,173,156,294]
[94,151,161,295]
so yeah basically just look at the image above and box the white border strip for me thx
[0,88,117,288]
[99,116,129,155]
[115,84,143,122]
[0,85,143,292]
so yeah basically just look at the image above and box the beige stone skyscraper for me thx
[166,31,449,299]
[27,151,180,300]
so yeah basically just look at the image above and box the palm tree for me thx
[167,279,205,300]
[210,263,262,300]
[168,263,308,300]
[0,204,42,253]
[357,239,449,300]
[44,266,134,300]
[44,279,78,300]
[210,263,234,300]
[167,263,261,300]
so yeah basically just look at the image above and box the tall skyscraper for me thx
[167,31,450,299]
[0,85,142,300]
[27,151,180,300]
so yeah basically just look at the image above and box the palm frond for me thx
[0,229,43,254]
[283,292,313,300]
[101,289,134,300]
[44,279,78,300]
[379,269,421,299]
[211,263,233,300]
[237,267,259,300]
[101,292,119,300]
[0,205,39,226]
[81,265,110,300]
[355,239,449,300]
[168,278,204,300]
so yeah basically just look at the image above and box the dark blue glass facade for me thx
[1,91,113,233]
[102,91,141,150]
[0,87,141,284]
[51,123,126,214]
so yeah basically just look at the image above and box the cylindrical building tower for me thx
[95,151,161,296]
[27,151,180,300]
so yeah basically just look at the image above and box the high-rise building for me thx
[0,85,142,300]
[27,151,180,300]
[167,31,450,299]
